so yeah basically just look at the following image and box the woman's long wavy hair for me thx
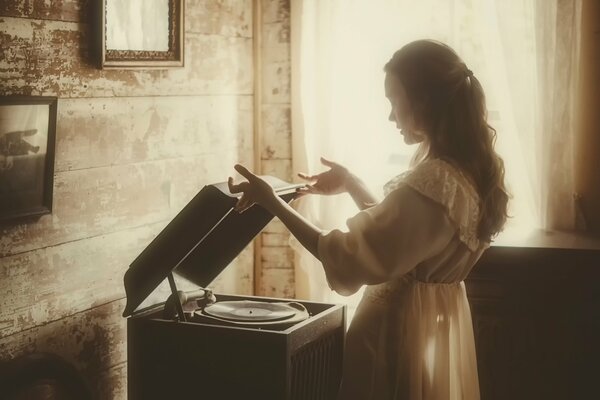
[384,40,510,242]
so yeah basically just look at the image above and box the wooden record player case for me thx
[122,177,346,399]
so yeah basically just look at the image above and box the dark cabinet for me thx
[466,234,600,400]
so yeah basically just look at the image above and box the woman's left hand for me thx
[228,164,277,213]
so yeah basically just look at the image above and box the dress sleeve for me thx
[317,184,457,296]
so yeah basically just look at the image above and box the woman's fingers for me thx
[228,176,248,194]
[234,195,254,213]
[295,185,319,196]
[235,202,250,213]
[234,164,256,181]
[228,177,238,193]
[297,172,317,182]
[229,163,256,195]
[229,163,276,212]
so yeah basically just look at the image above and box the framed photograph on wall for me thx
[100,0,184,69]
[0,96,57,223]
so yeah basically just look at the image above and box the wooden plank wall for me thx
[0,1,256,397]
[258,0,295,298]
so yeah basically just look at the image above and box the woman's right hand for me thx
[295,156,352,198]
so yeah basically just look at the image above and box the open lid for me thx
[122,176,304,317]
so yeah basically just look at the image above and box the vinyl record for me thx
[203,300,299,322]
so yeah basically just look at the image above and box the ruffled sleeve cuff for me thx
[317,230,363,296]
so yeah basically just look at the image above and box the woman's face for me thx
[384,73,427,145]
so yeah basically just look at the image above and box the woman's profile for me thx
[228,39,509,400]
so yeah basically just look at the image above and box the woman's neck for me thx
[409,141,431,168]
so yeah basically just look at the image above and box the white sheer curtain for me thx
[289,0,582,305]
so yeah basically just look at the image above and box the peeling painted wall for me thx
[258,0,295,298]
[0,0,255,397]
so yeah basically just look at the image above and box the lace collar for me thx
[383,158,485,251]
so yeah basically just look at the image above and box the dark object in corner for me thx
[466,234,600,400]
[0,352,92,400]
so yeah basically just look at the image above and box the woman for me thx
[228,39,509,399]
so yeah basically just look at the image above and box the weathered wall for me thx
[0,0,255,397]
[257,0,295,298]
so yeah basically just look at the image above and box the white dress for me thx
[317,158,489,400]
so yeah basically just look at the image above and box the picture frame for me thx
[100,0,185,69]
[0,96,57,223]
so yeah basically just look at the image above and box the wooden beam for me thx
[253,0,263,296]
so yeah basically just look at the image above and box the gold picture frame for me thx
[100,0,184,69]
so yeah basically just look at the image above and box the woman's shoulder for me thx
[414,158,478,191]
[395,157,479,199]
[383,157,483,251]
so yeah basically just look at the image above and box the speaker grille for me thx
[291,330,343,400]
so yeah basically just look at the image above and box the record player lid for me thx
[122,176,303,317]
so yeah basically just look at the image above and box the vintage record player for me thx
[122,176,346,400]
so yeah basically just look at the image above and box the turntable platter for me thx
[203,300,299,322]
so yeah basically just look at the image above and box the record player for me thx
[123,176,346,400]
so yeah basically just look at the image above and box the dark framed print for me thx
[0,96,57,223]
[100,0,184,69]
